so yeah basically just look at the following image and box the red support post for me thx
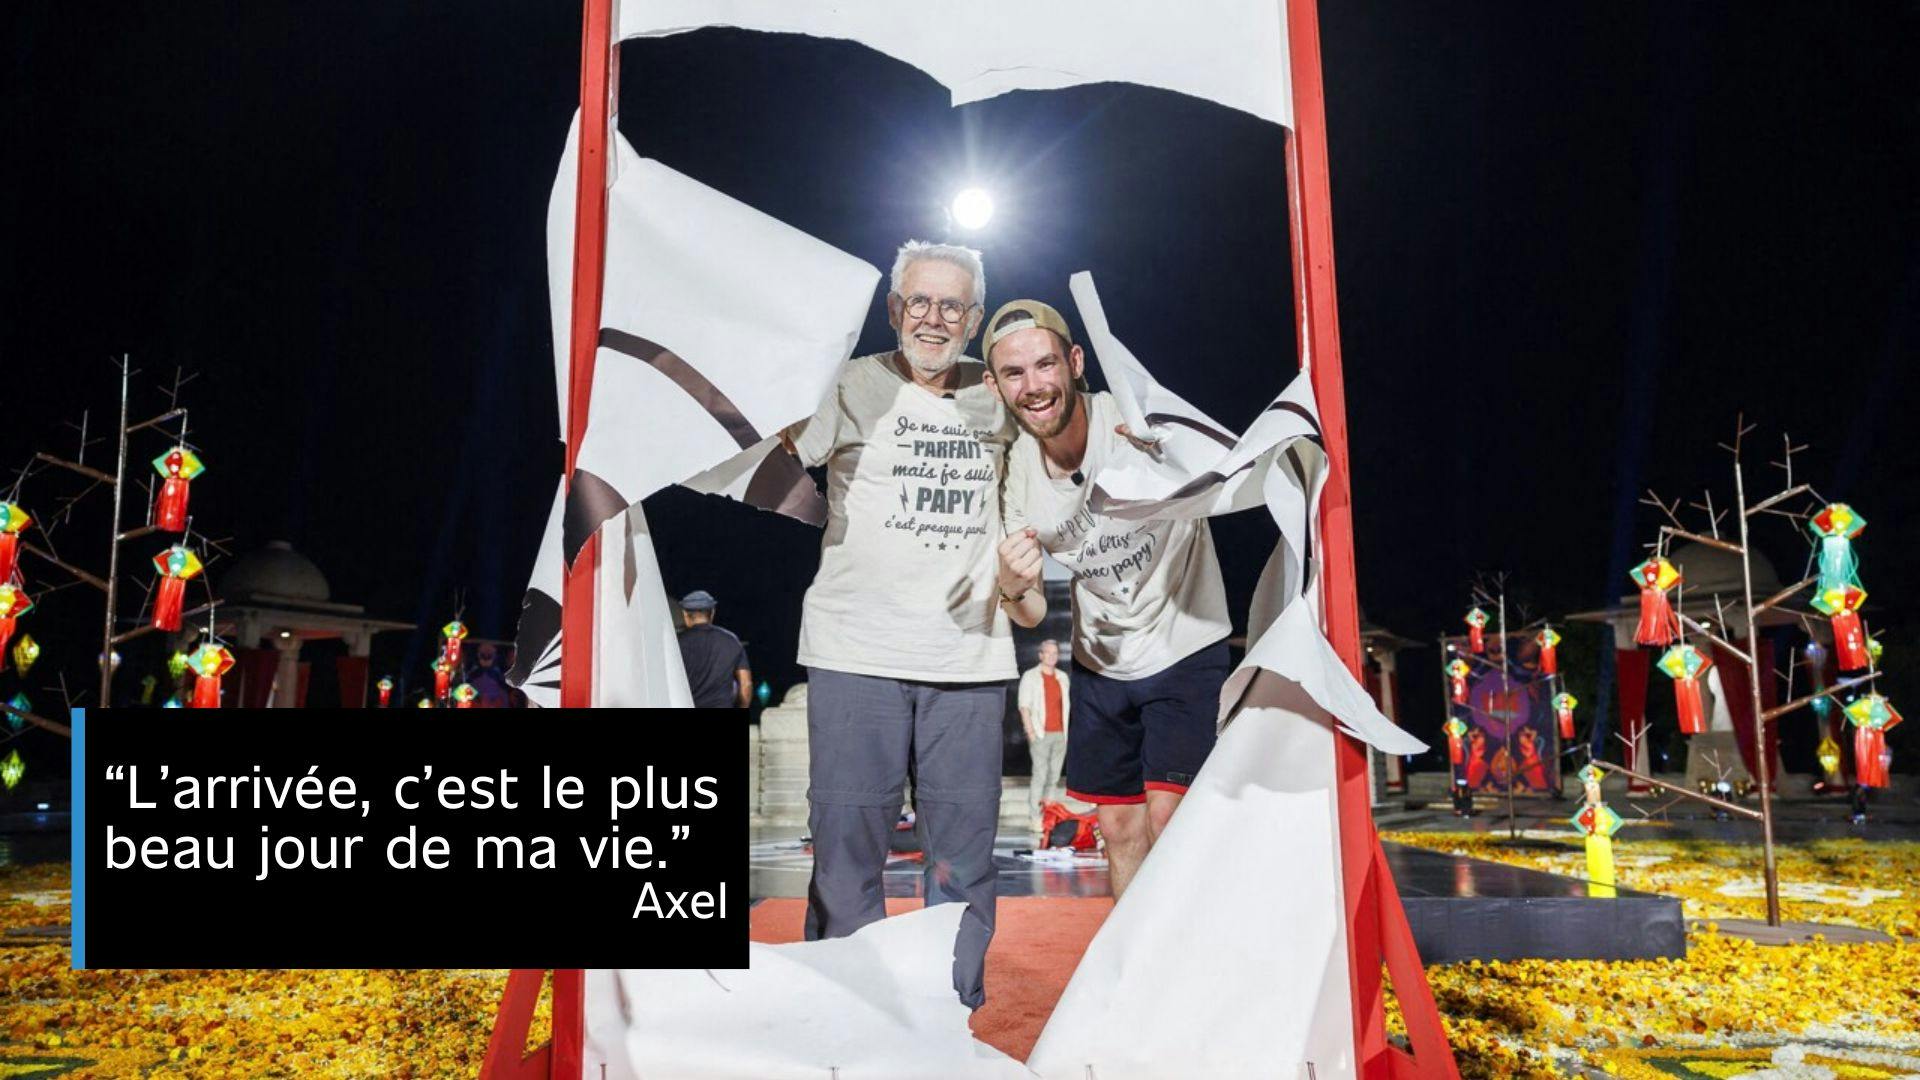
[1284,2,1458,1076]
[560,0,619,709]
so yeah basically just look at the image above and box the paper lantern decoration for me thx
[453,683,478,708]
[151,447,207,533]
[1630,557,1683,647]
[1805,642,1832,722]
[1445,658,1471,705]
[186,643,234,709]
[0,750,22,791]
[167,650,190,680]
[149,545,205,632]
[441,620,468,667]
[1553,691,1579,740]
[162,696,183,709]
[432,657,454,702]
[10,633,38,676]
[1443,717,1469,767]
[1571,798,1622,840]
[1808,503,1865,595]
[0,584,33,657]
[1657,643,1713,735]
[1816,734,1843,779]
[1572,764,1620,896]
[1868,636,1884,667]
[4,693,27,732]
[1536,627,1561,675]
[1845,694,1902,789]
[415,697,433,709]
[756,681,772,706]
[1464,608,1489,653]
[1811,584,1870,672]
[0,502,29,583]
[377,677,394,708]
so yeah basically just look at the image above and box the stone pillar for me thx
[1377,650,1407,795]
[756,685,812,828]
[271,635,302,709]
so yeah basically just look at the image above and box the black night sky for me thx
[5,5,1916,761]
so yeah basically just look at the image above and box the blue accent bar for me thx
[70,707,84,970]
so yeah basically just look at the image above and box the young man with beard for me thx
[782,241,1016,1008]
[983,300,1231,900]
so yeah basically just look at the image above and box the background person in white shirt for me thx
[985,299,1231,899]
[782,241,1016,1008]
[1017,639,1071,839]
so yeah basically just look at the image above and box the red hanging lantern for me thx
[453,683,478,709]
[0,502,30,583]
[1657,644,1712,735]
[1463,608,1489,653]
[433,657,454,702]
[149,546,205,632]
[0,585,32,658]
[1854,726,1889,788]
[152,447,207,533]
[1845,695,1900,789]
[1444,717,1468,767]
[441,620,468,668]
[376,677,394,708]
[1812,585,1870,672]
[187,643,234,709]
[1630,557,1683,647]
[1445,658,1470,705]
[1536,627,1561,675]
[1553,691,1579,740]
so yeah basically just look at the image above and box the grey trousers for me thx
[1027,732,1068,822]
[803,667,1005,1008]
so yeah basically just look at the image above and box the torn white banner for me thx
[546,111,878,550]
[1027,703,1356,1080]
[582,905,1035,1080]
[506,481,693,708]
[622,0,1293,129]
[509,114,879,705]
[1070,272,1425,757]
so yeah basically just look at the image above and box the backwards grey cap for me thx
[679,590,718,612]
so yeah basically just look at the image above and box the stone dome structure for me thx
[218,540,331,605]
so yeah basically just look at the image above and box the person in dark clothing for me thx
[676,590,752,708]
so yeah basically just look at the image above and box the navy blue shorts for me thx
[1065,641,1228,804]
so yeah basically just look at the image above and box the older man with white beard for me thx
[782,240,1016,1009]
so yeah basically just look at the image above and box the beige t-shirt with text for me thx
[1002,391,1230,679]
[794,352,1017,682]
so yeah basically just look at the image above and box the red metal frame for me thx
[492,2,616,1073]
[559,0,619,711]
[1285,1,1459,1076]
[508,2,1457,1076]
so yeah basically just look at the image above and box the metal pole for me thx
[1438,634,1459,801]
[98,357,130,708]
[559,0,619,709]
[1499,592,1515,839]
[1733,456,1782,925]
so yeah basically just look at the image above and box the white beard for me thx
[899,332,963,377]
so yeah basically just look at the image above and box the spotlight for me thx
[951,188,994,231]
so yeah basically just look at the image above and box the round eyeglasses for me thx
[900,294,977,325]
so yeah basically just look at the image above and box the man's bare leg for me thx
[1098,804,1150,899]
[1101,790,1187,900]
[1145,788,1183,842]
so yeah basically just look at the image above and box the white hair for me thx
[890,240,986,309]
